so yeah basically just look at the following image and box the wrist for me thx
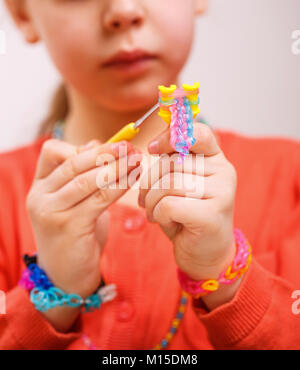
[188,239,237,281]
[177,228,252,304]
[200,272,244,311]
[19,253,117,314]
[42,304,82,334]
[36,255,99,299]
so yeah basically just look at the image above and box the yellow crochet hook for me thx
[106,103,159,143]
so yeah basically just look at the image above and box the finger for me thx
[145,171,235,222]
[144,172,214,220]
[138,152,224,207]
[53,150,143,210]
[148,122,221,157]
[152,195,216,228]
[43,141,134,193]
[35,138,122,182]
[35,139,78,180]
[65,167,143,225]
[77,139,102,153]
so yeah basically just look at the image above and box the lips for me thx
[102,49,157,68]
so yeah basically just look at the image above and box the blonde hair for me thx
[37,84,69,137]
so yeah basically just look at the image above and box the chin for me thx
[86,67,180,112]
[95,79,160,112]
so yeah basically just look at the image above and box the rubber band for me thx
[158,83,200,163]
[177,228,252,298]
[18,254,117,313]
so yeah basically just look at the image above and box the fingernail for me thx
[111,141,131,156]
[83,140,100,150]
[110,141,123,151]
[148,140,158,154]
[138,193,145,208]
[128,149,144,161]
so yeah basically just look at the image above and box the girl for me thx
[1,0,300,350]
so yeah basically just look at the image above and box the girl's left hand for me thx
[138,122,237,283]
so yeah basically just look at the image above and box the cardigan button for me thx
[117,300,135,321]
[123,214,146,232]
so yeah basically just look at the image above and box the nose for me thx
[103,0,144,32]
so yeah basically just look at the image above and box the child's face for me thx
[9,0,206,111]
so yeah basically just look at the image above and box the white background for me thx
[0,0,299,152]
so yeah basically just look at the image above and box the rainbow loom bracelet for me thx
[177,228,252,298]
[158,83,200,164]
[19,254,117,313]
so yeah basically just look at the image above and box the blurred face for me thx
[12,0,205,111]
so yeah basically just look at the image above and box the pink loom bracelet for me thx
[177,228,252,297]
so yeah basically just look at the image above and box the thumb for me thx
[95,209,110,250]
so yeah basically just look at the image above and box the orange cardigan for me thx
[0,129,300,350]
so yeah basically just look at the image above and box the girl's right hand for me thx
[26,138,142,302]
